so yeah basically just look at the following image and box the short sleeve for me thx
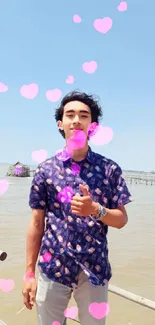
[29,165,47,210]
[109,164,132,209]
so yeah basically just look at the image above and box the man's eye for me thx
[81,115,88,118]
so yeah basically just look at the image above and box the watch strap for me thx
[96,204,107,220]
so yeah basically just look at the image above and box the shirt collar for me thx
[86,146,94,163]
[64,146,94,164]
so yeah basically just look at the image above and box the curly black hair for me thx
[54,90,103,138]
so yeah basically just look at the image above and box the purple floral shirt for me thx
[29,147,132,288]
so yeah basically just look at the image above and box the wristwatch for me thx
[96,204,107,221]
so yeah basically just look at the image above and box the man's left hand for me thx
[70,184,98,217]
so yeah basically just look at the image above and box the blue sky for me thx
[0,0,155,171]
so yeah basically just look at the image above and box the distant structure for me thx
[123,171,155,186]
[6,161,30,177]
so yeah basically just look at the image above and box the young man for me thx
[22,91,132,325]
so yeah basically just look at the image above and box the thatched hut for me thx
[6,161,30,177]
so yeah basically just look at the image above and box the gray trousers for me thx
[36,270,108,325]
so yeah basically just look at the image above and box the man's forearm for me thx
[92,202,128,229]
[26,221,44,274]
[101,207,128,228]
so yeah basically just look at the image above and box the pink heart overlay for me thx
[94,17,113,34]
[88,302,110,319]
[32,149,48,163]
[52,322,61,325]
[67,130,87,151]
[56,148,72,161]
[20,83,38,99]
[73,14,82,23]
[0,82,8,92]
[0,279,15,292]
[117,1,128,12]
[87,122,100,137]
[71,163,81,176]
[24,271,35,282]
[90,125,113,145]
[64,306,78,319]
[82,61,97,74]
[0,180,9,195]
[13,165,23,175]
[42,252,52,262]
[66,76,74,84]
[46,89,62,102]
[57,186,74,203]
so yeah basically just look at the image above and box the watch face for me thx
[101,206,106,217]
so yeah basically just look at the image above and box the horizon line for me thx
[0,162,154,174]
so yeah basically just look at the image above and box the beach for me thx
[0,164,155,325]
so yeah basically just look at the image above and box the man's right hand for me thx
[22,278,37,310]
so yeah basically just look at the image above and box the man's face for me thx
[58,101,92,140]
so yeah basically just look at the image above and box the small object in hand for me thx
[0,250,7,261]
[16,306,26,315]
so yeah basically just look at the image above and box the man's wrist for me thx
[26,263,36,273]
[91,202,108,221]
[24,271,35,282]
[91,201,99,217]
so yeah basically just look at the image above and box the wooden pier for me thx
[30,169,35,177]
[30,169,155,186]
[123,173,155,186]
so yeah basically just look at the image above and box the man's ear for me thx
[57,121,63,130]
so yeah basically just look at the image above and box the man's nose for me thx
[73,115,80,123]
